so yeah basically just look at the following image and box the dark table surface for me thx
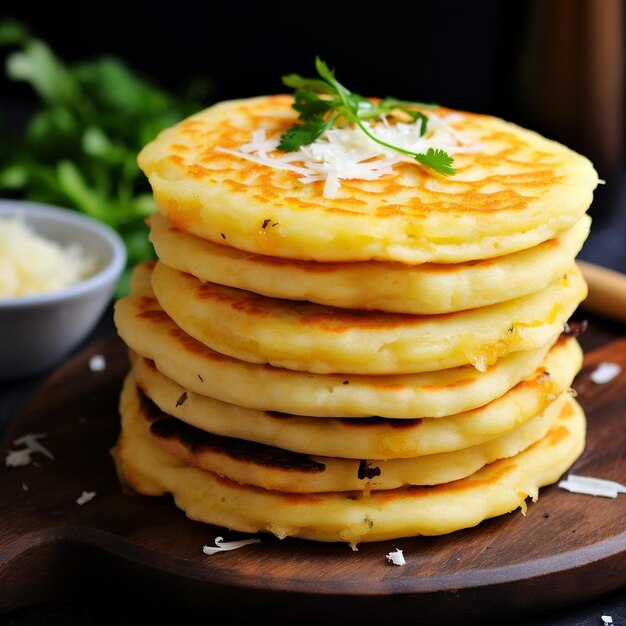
[1,177,625,625]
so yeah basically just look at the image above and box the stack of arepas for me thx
[112,93,598,547]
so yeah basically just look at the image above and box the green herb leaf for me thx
[278,115,333,152]
[414,148,456,176]
[292,90,335,119]
[281,72,334,95]
[280,57,455,176]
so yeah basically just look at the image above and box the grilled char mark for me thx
[137,389,326,473]
[138,386,165,422]
[357,460,382,480]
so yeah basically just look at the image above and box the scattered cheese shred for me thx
[217,113,477,198]
[386,548,406,566]
[5,449,32,467]
[202,535,261,555]
[76,491,97,505]
[5,433,54,467]
[89,354,107,372]
[0,215,96,297]
[558,474,626,498]
[590,362,622,384]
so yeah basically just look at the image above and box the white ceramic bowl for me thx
[0,200,126,380]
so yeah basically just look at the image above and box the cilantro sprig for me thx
[279,58,455,176]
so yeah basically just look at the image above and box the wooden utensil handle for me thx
[577,260,626,324]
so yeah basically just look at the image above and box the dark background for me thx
[0,0,620,159]
[1,1,525,118]
[1,0,624,270]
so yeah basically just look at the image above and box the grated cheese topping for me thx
[0,215,97,297]
[558,474,626,498]
[217,113,477,198]
[202,535,261,555]
[590,362,622,384]
[386,548,406,566]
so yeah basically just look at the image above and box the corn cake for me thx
[137,95,598,264]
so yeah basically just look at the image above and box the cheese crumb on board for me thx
[202,536,261,555]
[559,474,626,498]
[590,362,621,384]
[386,548,406,566]
[76,491,97,505]
[5,433,54,467]
[5,449,32,467]
[0,215,96,297]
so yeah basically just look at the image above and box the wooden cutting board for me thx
[1,331,625,625]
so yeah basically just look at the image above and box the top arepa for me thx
[137,95,598,264]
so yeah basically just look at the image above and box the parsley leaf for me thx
[280,57,455,176]
[278,116,333,152]
[414,148,456,176]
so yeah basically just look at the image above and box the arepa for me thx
[151,260,586,374]
[137,95,598,264]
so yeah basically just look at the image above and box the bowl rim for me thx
[0,199,127,308]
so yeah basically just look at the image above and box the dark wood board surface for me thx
[1,331,625,625]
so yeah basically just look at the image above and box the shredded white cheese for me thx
[217,113,477,198]
[590,362,622,384]
[89,354,107,372]
[386,548,406,566]
[0,215,97,297]
[5,433,54,467]
[76,491,97,505]
[5,449,32,467]
[202,535,261,555]
[558,474,626,498]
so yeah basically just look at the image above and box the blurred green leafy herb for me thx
[0,21,212,295]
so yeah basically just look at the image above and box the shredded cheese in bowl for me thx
[0,216,97,298]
